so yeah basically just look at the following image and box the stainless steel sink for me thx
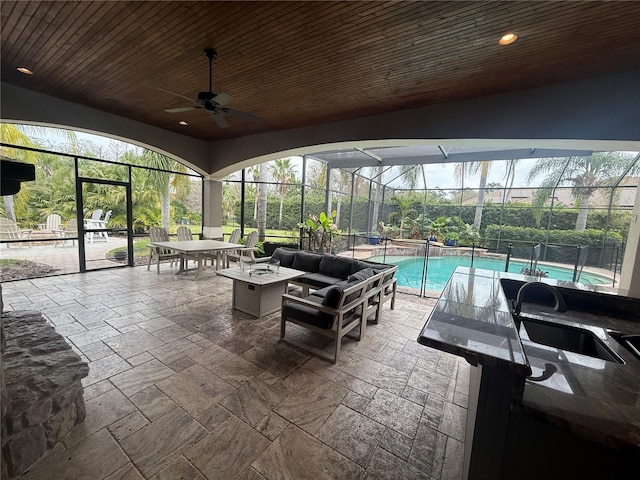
[608,332,640,361]
[520,317,623,364]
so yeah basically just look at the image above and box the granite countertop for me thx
[418,267,640,449]
[417,268,530,375]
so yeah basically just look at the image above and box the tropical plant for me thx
[527,153,639,231]
[458,223,482,246]
[379,221,401,239]
[0,124,76,222]
[429,216,447,241]
[298,211,338,252]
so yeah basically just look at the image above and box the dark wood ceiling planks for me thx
[2,1,640,142]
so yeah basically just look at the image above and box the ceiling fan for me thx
[157,48,261,128]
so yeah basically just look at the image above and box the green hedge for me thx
[232,194,633,241]
[484,225,623,267]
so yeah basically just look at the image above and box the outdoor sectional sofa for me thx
[265,248,398,363]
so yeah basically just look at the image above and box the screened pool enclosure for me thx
[2,133,638,296]
[224,146,639,295]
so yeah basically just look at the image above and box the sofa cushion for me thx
[311,281,349,299]
[350,259,390,274]
[319,255,353,280]
[297,272,343,289]
[292,251,323,272]
[282,300,333,329]
[271,248,297,268]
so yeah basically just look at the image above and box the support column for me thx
[202,177,223,240]
[619,185,640,297]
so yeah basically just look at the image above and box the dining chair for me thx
[177,225,193,241]
[222,228,242,267]
[227,230,258,267]
[147,227,179,273]
[177,226,199,267]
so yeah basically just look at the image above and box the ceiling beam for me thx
[323,149,594,169]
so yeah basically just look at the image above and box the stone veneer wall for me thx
[1,309,89,479]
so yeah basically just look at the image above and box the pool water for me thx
[367,255,612,291]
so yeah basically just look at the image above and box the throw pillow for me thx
[321,286,344,308]
[347,267,376,283]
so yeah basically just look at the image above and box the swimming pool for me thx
[367,255,612,291]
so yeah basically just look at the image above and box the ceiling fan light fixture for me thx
[179,121,188,126]
[17,67,33,75]
[499,33,518,45]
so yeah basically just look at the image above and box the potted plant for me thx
[428,217,446,242]
[367,232,380,245]
[443,232,459,246]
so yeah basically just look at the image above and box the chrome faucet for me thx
[513,281,567,317]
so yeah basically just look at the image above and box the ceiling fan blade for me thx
[213,92,233,107]
[165,106,200,113]
[223,108,262,124]
[209,110,229,128]
[154,86,195,103]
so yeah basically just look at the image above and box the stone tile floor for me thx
[2,265,469,480]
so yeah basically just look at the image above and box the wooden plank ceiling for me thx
[2,1,640,142]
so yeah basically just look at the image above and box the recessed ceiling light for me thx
[499,33,518,45]
[178,121,188,126]
[17,67,33,75]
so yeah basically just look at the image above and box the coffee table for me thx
[216,265,305,318]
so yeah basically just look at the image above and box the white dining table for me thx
[149,239,243,279]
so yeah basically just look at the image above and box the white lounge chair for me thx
[0,217,32,247]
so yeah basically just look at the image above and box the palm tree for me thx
[334,169,351,228]
[136,151,188,230]
[527,153,638,231]
[370,166,384,233]
[389,195,418,238]
[257,163,268,241]
[246,165,260,226]
[400,164,426,190]
[0,124,76,221]
[455,161,492,231]
[270,158,296,229]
